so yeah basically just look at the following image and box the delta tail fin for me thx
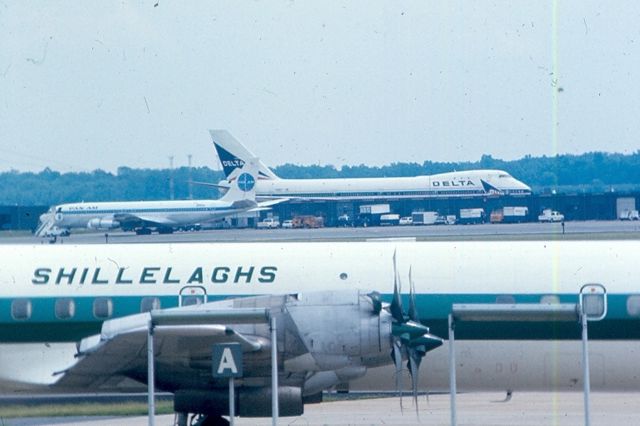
[209,130,279,181]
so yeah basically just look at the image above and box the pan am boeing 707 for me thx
[35,159,285,237]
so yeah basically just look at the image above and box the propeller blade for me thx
[408,267,420,323]
[391,338,404,410]
[390,252,404,323]
[407,348,421,418]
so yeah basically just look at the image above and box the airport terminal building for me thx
[271,191,639,226]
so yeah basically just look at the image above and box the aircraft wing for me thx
[113,213,176,228]
[189,180,230,190]
[55,308,267,390]
[229,199,258,210]
[52,290,431,420]
[255,198,290,208]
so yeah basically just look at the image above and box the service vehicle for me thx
[459,208,486,224]
[380,214,400,226]
[538,209,564,223]
[399,216,413,226]
[619,210,640,221]
[491,206,529,223]
[292,216,324,228]
[256,217,280,229]
[411,211,439,225]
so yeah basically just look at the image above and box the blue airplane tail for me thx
[209,130,279,180]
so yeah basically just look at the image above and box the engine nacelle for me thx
[286,290,393,372]
[174,386,303,417]
[87,218,120,230]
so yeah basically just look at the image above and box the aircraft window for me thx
[141,297,161,312]
[540,295,560,304]
[11,300,32,320]
[626,296,640,317]
[181,296,203,306]
[499,174,510,178]
[93,298,113,319]
[55,298,76,319]
[339,272,348,280]
[495,295,515,304]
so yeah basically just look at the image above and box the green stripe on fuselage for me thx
[0,294,638,343]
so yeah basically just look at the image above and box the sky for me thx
[1,1,639,173]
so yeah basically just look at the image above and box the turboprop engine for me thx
[285,291,395,395]
[87,218,120,230]
[61,286,443,425]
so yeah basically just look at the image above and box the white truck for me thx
[256,217,280,229]
[359,204,390,215]
[503,206,529,223]
[459,208,485,225]
[380,214,400,226]
[538,209,564,223]
[411,211,439,225]
[619,210,640,221]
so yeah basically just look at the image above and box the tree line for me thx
[2,151,640,206]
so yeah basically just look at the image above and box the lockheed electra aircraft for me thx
[209,130,532,200]
[1,240,639,425]
[35,160,284,238]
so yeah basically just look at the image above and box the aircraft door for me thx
[179,286,207,306]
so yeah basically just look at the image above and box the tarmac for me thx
[5,220,640,245]
[5,392,639,425]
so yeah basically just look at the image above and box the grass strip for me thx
[0,400,173,418]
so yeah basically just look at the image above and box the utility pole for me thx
[168,156,175,200]
[187,154,193,200]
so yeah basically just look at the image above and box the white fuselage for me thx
[245,170,531,200]
[36,198,252,236]
[1,240,638,393]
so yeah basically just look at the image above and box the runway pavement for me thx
[6,392,639,425]
[4,220,640,245]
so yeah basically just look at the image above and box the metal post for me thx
[229,377,235,426]
[448,313,457,426]
[147,320,155,426]
[271,315,279,425]
[581,310,591,426]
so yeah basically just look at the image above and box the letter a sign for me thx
[212,343,243,378]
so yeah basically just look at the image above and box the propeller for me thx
[367,291,382,315]
[387,253,444,416]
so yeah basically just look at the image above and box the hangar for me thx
[1,191,638,231]
[267,191,639,227]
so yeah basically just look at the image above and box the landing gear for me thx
[135,228,152,235]
[175,413,229,426]
[158,227,174,234]
[198,415,229,426]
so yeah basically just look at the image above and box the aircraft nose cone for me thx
[520,181,532,191]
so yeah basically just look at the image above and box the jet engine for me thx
[87,218,120,230]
